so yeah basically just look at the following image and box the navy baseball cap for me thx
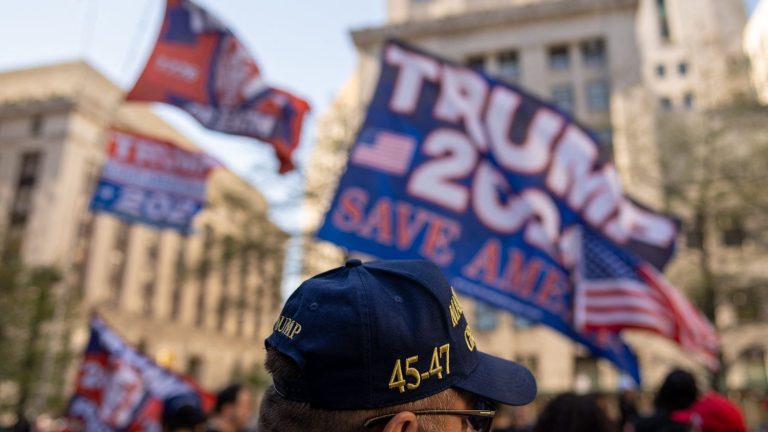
[265,259,537,410]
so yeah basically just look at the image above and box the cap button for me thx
[345,258,362,268]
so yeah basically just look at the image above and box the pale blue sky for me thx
[0,0,386,234]
[0,0,760,233]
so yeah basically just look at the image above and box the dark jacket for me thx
[634,412,690,432]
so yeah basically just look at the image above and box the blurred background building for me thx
[745,0,768,104]
[0,62,286,413]
[305,0,768,419]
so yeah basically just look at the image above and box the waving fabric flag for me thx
[89,130,217,234]
[575,227,719,367]
[317,40,703,382]
[127,0,310,173]
[67,316,213,432]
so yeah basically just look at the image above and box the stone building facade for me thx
[0,62,286,405]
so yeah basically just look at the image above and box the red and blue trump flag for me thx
[127,0,310,173]
[318,40,718,382]
[89,130,217,234]
[67,316,213,432]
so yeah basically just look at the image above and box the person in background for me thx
[206,385,253,432]
[532,393,614,432]
[492,405,533,432]
[618,390,640,432]
[671,392,746,432]
[633,369,699,432]
[162,393,206,432]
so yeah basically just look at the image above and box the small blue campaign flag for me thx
[89,130,216,234]
[317,40,683,384]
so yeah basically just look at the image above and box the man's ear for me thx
[382,412,418,432]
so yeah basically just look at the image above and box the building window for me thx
[574,355,600,393]
[595,128,613,148]
[551,84,575,113]
[513,316,534,330]
[515,354,539,378]
[10,189,34,223]
[72,213,95,298]
[186,355,203,381]
[217,237,236,332]
[717,215,747,247]
[732,289,761,323]
[718,214,745,247]
[548,45,570,71]
[744,348,768,389]
[678,62,688,76]
[136,339,148,355]
[465,55,486,71]
[3,152,43,260]
[196,226,214,327]
[109,222,131,307]
[656,64,666,77]
[659,97,673,111]
[30,115,44,137]
[474,301,499,332]
[586,80,610,111]
[170,237,187,321]
[73,164,99,298]
[683,92,695,110]
[656,0,671,42]
[497,50,520,82]
[595,128,613,160]
[143,234,160,317]
[237,249,250,336]
[581,39,606,67]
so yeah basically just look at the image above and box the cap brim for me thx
[454,352,537,406]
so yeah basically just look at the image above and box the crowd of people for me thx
[245,260,762,432]
[157,370,762,432]
[5,259,767,432]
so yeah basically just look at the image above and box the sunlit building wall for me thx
[0,62,286,396]
[745,0,768,104]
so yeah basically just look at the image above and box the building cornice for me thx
[352,0,638,47]
[0,97,75,117]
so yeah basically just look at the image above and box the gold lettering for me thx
[464,325,476,351]
[290,323,302,339]
[273,315,303,340]
[273,316,284,332]
[448,288,464,327]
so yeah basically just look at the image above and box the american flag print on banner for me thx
[351,131,417,176]
[126,0,310,173]
[575,227,719,368]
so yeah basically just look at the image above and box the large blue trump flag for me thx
[318,40,684,383]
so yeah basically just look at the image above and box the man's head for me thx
[258,259,537,431]
[213,384,253,430]
[654,369,699,412]
[161,393,206,432]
